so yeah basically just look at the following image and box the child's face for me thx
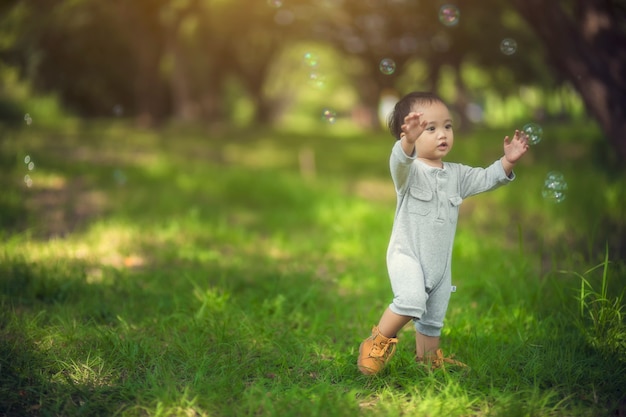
[412,101,454,165]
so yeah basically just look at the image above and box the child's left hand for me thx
[503,129,530,165]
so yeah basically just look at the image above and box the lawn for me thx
[1,121,625,416]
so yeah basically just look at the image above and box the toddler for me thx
[357,92,529,375]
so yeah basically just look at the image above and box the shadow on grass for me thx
[3,248,626,416]
[2,123,626,416]
[0,246,369,416]
[0,259,133,416]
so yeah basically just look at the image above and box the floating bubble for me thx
[23,155,35,185]
[267,0,282,7]
[24,113,33,126]
[308,72,326,89]
[303,52,319,68]
[24,155,35,170]
[542,171,568,203]
[439,5,460,27]
[500,38,517,55]
[522,122,543,145]
[545,171,564,183]
[321,108,337,124]
[379,58,396,75]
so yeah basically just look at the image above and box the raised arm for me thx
[399,111,427,157]
[501,129,530,176]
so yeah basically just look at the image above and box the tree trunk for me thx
[512,0,626,167]
[132,44,167,127]
[452,61,472,132]
[114,1,167,127]
[165,27,196,122]
[163,0,204,123]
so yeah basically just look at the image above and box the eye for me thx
[426,126,436,131]
[445,124,453,130]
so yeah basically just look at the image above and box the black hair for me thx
[387,92,446,140]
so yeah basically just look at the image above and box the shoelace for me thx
[370,337,398,358]
[420,349,467,369]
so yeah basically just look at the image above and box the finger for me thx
[518,130,530,143]
[404,112,423,122]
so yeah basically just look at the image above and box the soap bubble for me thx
[379,58,396,75]
[500,38,517,55]
[542,171,568,203]
[321,108,337,124]
[303,52,319,68]
[439,5,460,27]
[24,155,35,170]
[267,0,282,7]
[545,171,564,183]
[308,72,326,89]
[23,155,35,187]
[24,113,33,126]
[522,122,543,145]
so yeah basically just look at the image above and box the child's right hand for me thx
[400,112,427,143]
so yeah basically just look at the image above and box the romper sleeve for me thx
[389,140,416,195]
[458,159,514,199]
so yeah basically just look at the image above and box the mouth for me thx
[437,143,449,150]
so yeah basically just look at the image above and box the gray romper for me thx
[387,141,514,336]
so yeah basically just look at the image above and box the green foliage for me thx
[561,246,626,359]
[0,64,73,129]
[1,123,625,416]
[0,0,572,125]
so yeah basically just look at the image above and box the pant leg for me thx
[387,251,427,319]
[414,273,451,337]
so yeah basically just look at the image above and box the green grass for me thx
[1,121,625,416]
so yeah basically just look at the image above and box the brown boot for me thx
[416,348,467,371]
[357,326,398,375]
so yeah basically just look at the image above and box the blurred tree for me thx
[1,0,624,163]
[3,0,139,118]
[310,0,420,126]
[314,0,550,129]
[205,0,321,124]
[110,0,169,125]
[160,0,201,122]
[511,0,626,165]
[0,1,27,125]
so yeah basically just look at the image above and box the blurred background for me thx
[0,0,622,135]
[0,0,625,258]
